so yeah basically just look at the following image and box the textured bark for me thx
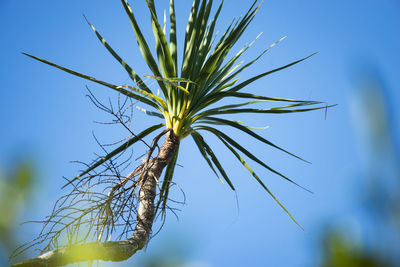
[12,132,179,267]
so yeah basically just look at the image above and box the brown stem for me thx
[12,132,180,267]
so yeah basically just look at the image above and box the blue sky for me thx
[1,0,400,266]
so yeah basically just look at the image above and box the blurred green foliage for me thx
[319,67,400,267]
[321,230,390,267]
[0,161,35,265]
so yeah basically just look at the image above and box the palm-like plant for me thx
[15,0,331,266]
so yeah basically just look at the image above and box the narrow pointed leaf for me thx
[121,85,168,110]
[198,99,323,118]
[222,91,321,103]
[191,131,235,190]
[191,0,213,77]
[145,75,191,95]
[120,0,168,95]
[229,53,318,92]
[169,0,178,74]
[136,106,164,119]
[156,143,179,216]
[197,126,312,193]
[216,36,286,91]
[23,53,162,111]
[83,15,151,93]
[200,116,310,163]
[197,91,319,113]
[146,0,176,78]
[217,137,304,230]
[63,123,164,188]
[191,131,228,186]
[181,0,208,80]
[197,104,333,117]
[183,0,200,58]
[163,9,167,35]
[196,1,259,85]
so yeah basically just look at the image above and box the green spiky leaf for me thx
[63,123,164,188]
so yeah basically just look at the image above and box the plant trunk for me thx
[12,132,180,267]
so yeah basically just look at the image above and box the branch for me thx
[11,237,146,267]
[12,131,180,267]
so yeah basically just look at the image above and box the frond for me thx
[23,0,334,228]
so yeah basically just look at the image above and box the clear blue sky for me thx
[1,0,399,266]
